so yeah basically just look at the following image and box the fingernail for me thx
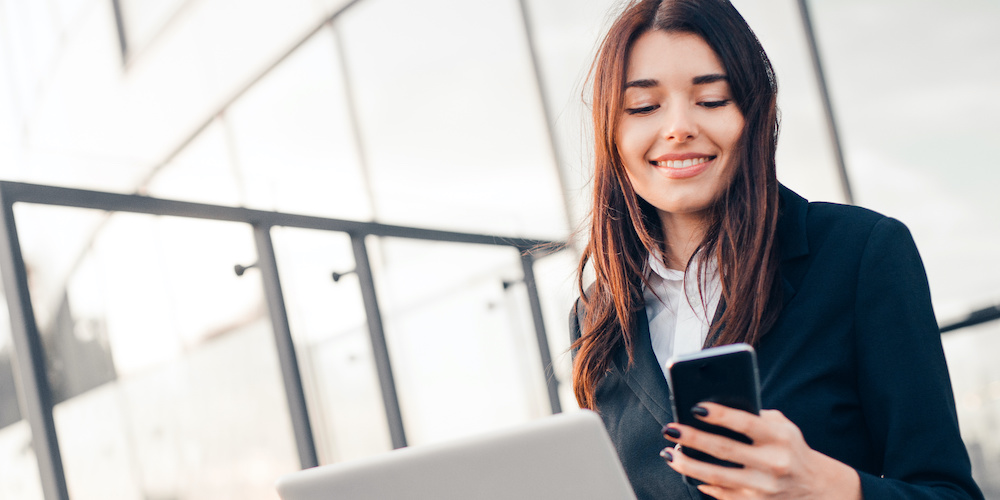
[691,405,709,417]
[662,426,681,439]
[659,447,674,462]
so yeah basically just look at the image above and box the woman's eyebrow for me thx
[625,74,727,89]
[624,78,658,89]
[693,73,728,85]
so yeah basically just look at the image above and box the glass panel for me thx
[270,227,391,463]
[1,0,59,111]
[15,206,299,499]
[0,285,20,428]
[371,237,550,445]
[337,0,568,238]
[0,23,15,172]
[0,349,19,428]
[11,204,108,331]
[0,420,44,500]
[118,0,189,56]
[50,0,89,33]
[0,292,43,500]
[144,117,244,207]
[227,29,373,221]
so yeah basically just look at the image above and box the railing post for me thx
[0,190,70,500]
[796,0,854,204]
[519,250,561,414]
[350,234,407,449]
[253,224,319,469]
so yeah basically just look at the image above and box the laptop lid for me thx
[275,409,636,500]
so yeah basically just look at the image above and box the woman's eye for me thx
[699,99,732,109]
[625,105,658,115]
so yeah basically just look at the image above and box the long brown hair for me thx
[573,0,783,410]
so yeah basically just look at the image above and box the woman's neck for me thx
[658,211,708,270]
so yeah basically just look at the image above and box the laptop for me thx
[275,409,637,500]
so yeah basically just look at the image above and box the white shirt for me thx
[643,251,722,381]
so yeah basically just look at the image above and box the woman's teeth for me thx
[653,157,712,169]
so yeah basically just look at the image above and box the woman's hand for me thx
[661,402,861,500]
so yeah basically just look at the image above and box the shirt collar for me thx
[646,249,689,282]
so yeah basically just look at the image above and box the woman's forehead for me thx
[625,30,726,83]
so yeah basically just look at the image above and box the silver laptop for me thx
[275,409,637,500]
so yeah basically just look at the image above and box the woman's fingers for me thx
[662,402,765,466]
[666,444,790,498]
[663,444,758,493]
[662,421,754,466]
[662,402,859,498]
[689,402,767,440]
[695,484,731,500]
[662,403,811,489]
[683,403,804,462]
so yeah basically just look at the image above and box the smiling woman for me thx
[569,1,985,499]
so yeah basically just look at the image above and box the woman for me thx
[569,0,984,499]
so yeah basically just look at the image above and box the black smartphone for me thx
[665,343,761,484]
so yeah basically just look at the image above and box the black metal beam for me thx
[514,0,575,232]
[796,0,854,205]
[0,181,559,251]
[940,304,1000,334]
[350,234,407,449]
[253,224,319,469]
[110,0,129,63]
[519,250,561,414]
[0,193,69,500]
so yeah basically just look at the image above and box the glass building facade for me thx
[0,0,997,498]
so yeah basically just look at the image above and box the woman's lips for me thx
[649,155,716,179]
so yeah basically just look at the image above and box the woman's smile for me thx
[649,154,717,178]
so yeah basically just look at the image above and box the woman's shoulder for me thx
[783,184,905,232]
[778,185,916,259]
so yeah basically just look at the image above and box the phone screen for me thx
[665,343,761,475]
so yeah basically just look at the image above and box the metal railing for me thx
[940,305,1000,334]
[0,180,566,500]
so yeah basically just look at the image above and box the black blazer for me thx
[570,186,983,500]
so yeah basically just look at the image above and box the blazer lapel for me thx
[777,184,811,306]
[611,308,675,427]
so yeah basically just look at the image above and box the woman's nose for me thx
[662,106,697,142]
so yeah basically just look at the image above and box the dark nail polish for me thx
[691,405,709,417]
[660,448,674,462]
[663,426,681,439]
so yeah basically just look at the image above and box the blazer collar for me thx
[776,184,810,305]
[777,184,809,262]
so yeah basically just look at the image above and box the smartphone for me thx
[665,343,761,484]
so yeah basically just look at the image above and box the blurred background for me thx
[0,0,997,498]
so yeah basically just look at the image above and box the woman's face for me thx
[616,30,744,225]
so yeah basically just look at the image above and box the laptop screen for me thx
[275,409,636,500]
